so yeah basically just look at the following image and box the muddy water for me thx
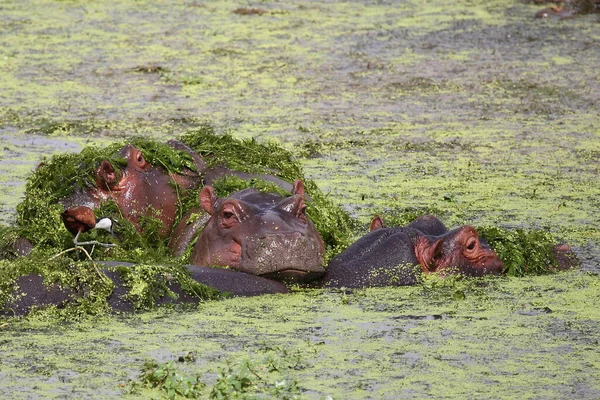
[1,0,599,398]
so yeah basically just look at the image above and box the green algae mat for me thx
[0,0,599,398]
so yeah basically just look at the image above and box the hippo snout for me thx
[245,232,326,283]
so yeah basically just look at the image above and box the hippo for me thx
[59,138,312,247]
[319,215,504,288]
[1,263,289,317]
[184,180,326,283]
[526,0,600,19]
[61,140,203,239]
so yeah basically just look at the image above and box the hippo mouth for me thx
[260,269,325,283]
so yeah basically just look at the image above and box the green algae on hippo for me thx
[187,180,326,283]
[320,215,504,288]
[7,137,204,258]
[5,126,353,260]
[60,140,203,240]
[1,262,289,317]
[0,127,354,316]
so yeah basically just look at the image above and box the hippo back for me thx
[322,228,422,288]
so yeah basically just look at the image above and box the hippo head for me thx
[190,180,326,283]
[414,225,504,276]
[86,143,201,238]
[96,144,150,189]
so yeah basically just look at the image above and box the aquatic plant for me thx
[133,361,204,399]
[476,226,566,276]
[210,350,302,399]
[128,345,304,399]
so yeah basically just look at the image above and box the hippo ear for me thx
[167,139,206,173]
[369,216,386,232]
[292,195,307,221]
[199,186,218,215]
[421,238,444,272]
[292,180,305,197]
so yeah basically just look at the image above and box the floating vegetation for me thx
[130,360,204,398]
[477,226,569,277]
[128,345,304,399]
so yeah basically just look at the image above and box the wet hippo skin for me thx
[188,180,326,283]
[320,215,504,288]
[1,263,289,317]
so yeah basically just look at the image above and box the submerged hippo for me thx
[1,263,289,317]
[184,180,326,283]
[320,215,504,288]
[526,0,600,19]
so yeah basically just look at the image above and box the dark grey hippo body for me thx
[319,228,423,288]
[320,216,504,288]
[1,263,288,317]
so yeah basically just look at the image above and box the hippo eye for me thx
[466,238,477,251]
[220,206,240,229]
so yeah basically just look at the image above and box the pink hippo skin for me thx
[61,141,203,239]
[189,180,326,283]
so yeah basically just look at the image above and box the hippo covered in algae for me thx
[0,128,354,316]
[318,215,505,288]
[57,142,328,282]
[172,180,326,283]
[60,140,204,240]
[5,126,352,260]
[59,139,299,243]
[0,263,289,317]
[0,180,325,317]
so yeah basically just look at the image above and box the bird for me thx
[61,206,116,248]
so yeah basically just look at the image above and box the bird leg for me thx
[73,230,117,248]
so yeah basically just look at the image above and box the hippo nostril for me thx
[262,236,273,246]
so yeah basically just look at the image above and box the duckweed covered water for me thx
[0,0,599,398]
